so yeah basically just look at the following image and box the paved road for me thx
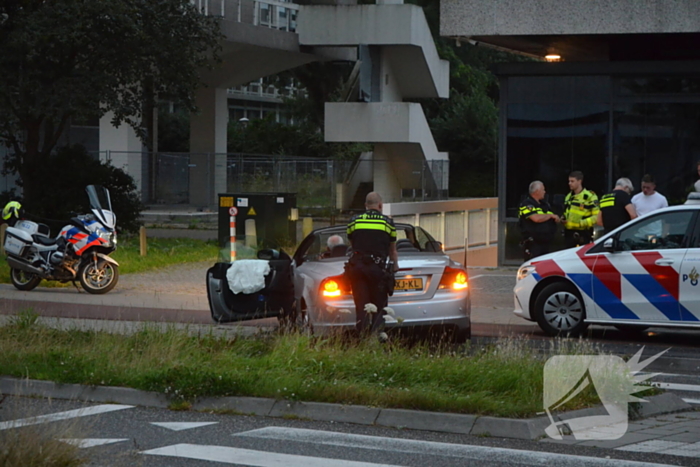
[1,396,691,467]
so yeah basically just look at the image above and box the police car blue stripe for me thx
[680,304,700,322]
[624,274,689,321]
[568,273,593,300]
[590,275,640,320]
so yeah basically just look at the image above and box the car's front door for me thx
[206,250,294,323]
[678,213,700,321]
[590,210,696,324]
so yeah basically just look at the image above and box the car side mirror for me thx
[425,240,443,252]
[257,249,280,260]
[603,237,618,252]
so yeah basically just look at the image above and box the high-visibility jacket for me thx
[518,196,557,242]
[347,209,396,258]
[563,189,599,231]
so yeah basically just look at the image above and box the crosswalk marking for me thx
[233,427,674,466]
[60,438,129,448]
[651,382,700,392]
[141,444,403,466]
[151,421,218,431]
[0,404,134,431]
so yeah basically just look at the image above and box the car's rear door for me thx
[206,251,294,323]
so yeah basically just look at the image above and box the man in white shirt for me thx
[632,174,668,217]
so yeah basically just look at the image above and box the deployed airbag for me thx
[226,259,270,294]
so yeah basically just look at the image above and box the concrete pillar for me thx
[373,144,401,203]
[189,87,229,208]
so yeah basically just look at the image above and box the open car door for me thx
[206,249,294,323]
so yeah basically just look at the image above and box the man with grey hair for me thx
[518,181,560,261]
[597,177,638,234]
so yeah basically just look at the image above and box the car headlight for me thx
[516,265,536,281]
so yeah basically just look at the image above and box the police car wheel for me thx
[534,282,588,337]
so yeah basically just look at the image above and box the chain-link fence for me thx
[101,151,449,208]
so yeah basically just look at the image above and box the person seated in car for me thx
[321,234,346,258]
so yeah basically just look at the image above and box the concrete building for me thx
[441,0,700,264]
[97,0,449,208]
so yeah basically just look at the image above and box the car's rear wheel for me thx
[534,282,588,337]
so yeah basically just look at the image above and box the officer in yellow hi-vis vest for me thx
[562,171,599,249]
[345,192,398,339]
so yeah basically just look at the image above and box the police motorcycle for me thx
[2,185,119,294]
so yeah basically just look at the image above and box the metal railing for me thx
[192,0,300,32]
[385,198,499,251]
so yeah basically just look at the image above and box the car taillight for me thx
[438,267,468,291]
[321,275,349,298]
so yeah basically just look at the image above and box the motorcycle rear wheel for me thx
[10,268,41,291]
[79,259,119,294]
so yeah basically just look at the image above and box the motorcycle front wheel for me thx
[10,268,41,291]
[79,259,119,294]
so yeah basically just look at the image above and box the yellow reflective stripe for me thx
[600,194,615,208]
[350,222,393,234]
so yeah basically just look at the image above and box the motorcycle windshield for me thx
[86,185,116,230]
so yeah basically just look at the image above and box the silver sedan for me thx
[207,223,471,341]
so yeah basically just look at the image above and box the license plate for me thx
[395,278,423,291]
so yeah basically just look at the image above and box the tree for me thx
[0,0,222,207]
[6,145,146,235]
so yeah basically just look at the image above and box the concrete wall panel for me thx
[441,0,700,37]
[299,4,449,98]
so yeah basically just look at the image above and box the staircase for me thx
[350,182,373,210]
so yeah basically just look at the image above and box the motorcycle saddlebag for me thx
[4,228,33,257]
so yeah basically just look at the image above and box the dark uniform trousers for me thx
[346,209,396,335]
[345,254,389,334]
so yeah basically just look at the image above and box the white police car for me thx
[514,203,700,336]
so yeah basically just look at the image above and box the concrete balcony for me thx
[325,102,445,160]
[325,102,447,194]
[297,4,449,98]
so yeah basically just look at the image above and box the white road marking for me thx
[682,398,700,405]
[0,404,134,431]
[651,382,700,392]
[60,438,129,448]
[141,444,403,466]
[233,427,675,466]
[151,421,218,431]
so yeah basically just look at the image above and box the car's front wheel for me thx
[534,282,588,337]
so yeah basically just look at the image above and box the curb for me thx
[1,376,693,441]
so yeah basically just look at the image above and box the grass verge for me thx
[0,316,629,418]
[0,398,87,467]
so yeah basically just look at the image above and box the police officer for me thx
[346,192,399,337]
[562,171,599,248]
[519,181,560,261]
[597,177,638,234]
